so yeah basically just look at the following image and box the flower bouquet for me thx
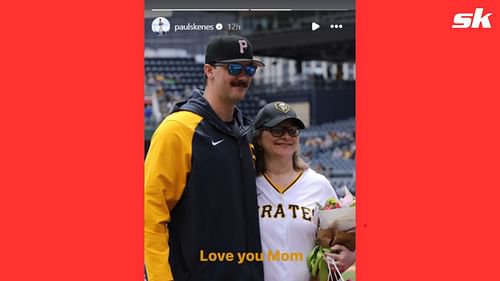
[307,186,356,281]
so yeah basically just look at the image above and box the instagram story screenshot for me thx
[4,0,500,280]
[144,3,356,281]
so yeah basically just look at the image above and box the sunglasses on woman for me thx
[213,63,258,77]
[265,127,300,137]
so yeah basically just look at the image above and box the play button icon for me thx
[312,22,320,31]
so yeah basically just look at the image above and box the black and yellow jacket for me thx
[145,90,264,281]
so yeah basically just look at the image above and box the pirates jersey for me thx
[257,168,337,281]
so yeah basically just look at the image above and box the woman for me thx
[251,101,355,281]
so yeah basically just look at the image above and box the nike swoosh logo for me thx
[211,139,224,146]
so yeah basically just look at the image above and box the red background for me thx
[1,0,499,280]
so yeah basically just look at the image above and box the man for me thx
[145,35,265,281]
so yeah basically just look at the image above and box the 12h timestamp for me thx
[227,23,241,31]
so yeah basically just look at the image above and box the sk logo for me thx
[452,8,493,29]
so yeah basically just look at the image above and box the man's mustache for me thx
[230,80,249,88]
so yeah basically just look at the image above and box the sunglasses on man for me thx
[212,62,258,77]
[264,127,300,137]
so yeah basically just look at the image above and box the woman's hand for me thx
[323,244,355,273]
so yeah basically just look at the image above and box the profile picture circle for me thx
[152,17,170,35]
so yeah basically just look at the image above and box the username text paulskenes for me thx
[174,23,214,32]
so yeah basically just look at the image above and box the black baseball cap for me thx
[253,101,305,130]
[205,35,265,67]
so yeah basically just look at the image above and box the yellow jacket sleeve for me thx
[144,113,199,281]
